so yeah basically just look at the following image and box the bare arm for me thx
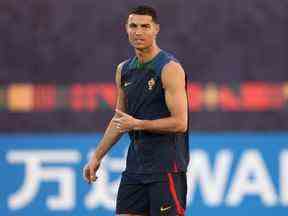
[113,61,188,133]
[83,62,126,183]
[91,63,126,160]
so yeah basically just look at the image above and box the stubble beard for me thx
[134,42,153,53]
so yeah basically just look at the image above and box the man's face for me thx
[126,14,159,51]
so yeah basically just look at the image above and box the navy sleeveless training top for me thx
[121,50,189,174]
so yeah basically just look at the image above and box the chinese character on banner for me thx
[6,150,81,210]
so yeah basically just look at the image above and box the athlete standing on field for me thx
[83,5,189,216]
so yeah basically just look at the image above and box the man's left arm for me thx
[113,61,188,133]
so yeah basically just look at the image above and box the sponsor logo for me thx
[124,82,132,87]
[160,205,172,212]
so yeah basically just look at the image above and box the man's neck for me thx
[135,45,161,64]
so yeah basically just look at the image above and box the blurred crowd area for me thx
[0,0,287,131]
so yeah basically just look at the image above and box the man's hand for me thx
[83,157,101,184]
[112,109,141,133]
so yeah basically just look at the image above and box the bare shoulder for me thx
[161,60,186,89]
[115,60,128,85]
[116,60,127,74]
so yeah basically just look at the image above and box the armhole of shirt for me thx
[120,58,133,87]
[155,53,179,87]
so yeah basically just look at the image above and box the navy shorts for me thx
[116,172,187,216]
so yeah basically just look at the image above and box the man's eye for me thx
[129,24,137,28]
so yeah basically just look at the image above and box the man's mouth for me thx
[134,39,144,43]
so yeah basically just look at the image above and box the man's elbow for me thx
[175,121,188,133]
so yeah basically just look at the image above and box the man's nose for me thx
[135,27,143,35]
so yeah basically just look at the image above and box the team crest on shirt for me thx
[148,78,156,90]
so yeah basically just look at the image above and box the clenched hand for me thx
[112,109,141,133]
[83,157,101,184]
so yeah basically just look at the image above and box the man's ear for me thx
[125,23,129,34]
[155,24,160,35]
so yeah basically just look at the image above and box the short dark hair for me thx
[127,5,158,23]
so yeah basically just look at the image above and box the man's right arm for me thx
[83,62,126,183]
[91,62,126,161]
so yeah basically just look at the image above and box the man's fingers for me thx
[83,161,100,184]
[89,166,97,182]
[112,118,123,130]
[112,117,121,123]
[91,175,97,182]
[115,109,127,117]
[83,166,91,183]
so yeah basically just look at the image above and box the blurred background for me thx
[1,0,288,215]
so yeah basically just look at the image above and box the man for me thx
[83,5,189,216]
